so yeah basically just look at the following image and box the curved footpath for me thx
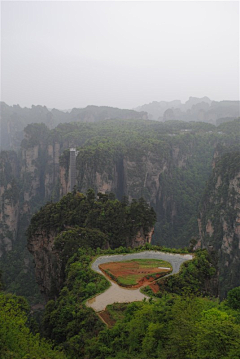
[86,251,193,312]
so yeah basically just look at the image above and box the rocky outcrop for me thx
[128,227,154,248]
[27,230,62,300]
[59,165,69,197]
[21,145,41,201]
[198,151,240,298]
[74,134,213,248]
[0,184,19,256]
[44,143,61,198]
[27,226,154,301]
[0,152,20,256]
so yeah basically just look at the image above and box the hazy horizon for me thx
[1,1,239,110]
[1,95,240,113]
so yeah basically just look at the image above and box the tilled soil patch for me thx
[99,260,171,288]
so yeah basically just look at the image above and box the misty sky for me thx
[1,1,239,110]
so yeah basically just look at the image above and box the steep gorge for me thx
[0,118,239,298]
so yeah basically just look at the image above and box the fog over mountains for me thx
[135,96,240,123]
[1,97,239,152]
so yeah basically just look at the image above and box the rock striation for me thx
[198,151,240,298]
[0,151,20,256]
[27,229,62,300]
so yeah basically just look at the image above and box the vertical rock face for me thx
[198,152,240,298]
[59,165,69,197]
[27,230,62,300]
[0,152,20,256]
[76,161,120,198]
[76,146,189,203]
[74,135,212,248]
[44,143,60,198]
[128,227,154,248]
[21,145,41,201]
[1,123,216,261]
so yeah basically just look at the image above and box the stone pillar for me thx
[69,148,76,192]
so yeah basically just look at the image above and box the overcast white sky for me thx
[1,1,239,109]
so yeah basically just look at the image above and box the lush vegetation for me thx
[0,292,67,359]
[25,188,223,358]
[42,248,109,356]
[39,245,236,358]
[160,250,217,297]
[2,176,240,359]
[1,237,240,358]
[86,293,240,359]
[28,190,156,251]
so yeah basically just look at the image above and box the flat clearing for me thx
[87,251,192,312]
[99,259,172,288]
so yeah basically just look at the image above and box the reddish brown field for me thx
[99,259,171,288]
[149,282,160,293]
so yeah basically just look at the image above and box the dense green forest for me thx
[2,244,240,358]
[28,190,156,250]
[25,191,238,358]
[27,191,156,299]
[87,292,240,359]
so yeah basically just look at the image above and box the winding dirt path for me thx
[86,251,192,312]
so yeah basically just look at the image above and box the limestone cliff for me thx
[27,225,154,300]
[0,120,220,261]
[74,133,215,247]
[129,227,154,248]
[0,151,20,256]
[21,144,41,201]
[2,119,236,299]
[27,191,156,300]
[44,142,61,198]
[198,151,240,298]
[27,229,61,300]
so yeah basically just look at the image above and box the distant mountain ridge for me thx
[135,97,239,123]
[0,102,148,151]
[1,98,239,151]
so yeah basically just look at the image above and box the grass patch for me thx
[118,275,140,286]
[105,303,129,322]
[129,258,172,269]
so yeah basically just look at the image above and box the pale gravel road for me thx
[86,251,193,312]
